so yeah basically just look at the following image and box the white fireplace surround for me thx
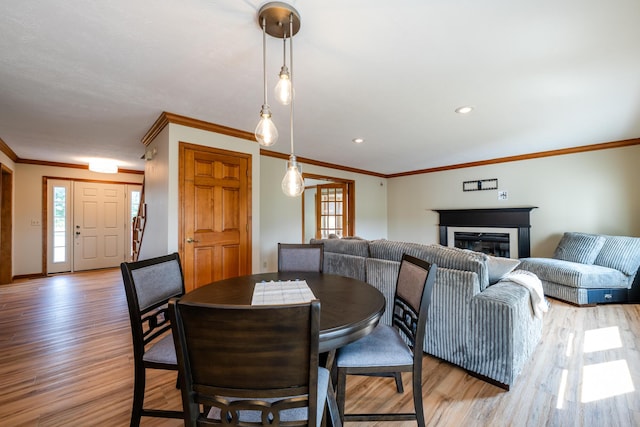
[447,226,520,259]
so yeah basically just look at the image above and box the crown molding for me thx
[142,113,640,179]
[259,149,387,178]
[141,111,256,146]
[16,158,143,175]
[386,137,640,178]
[0,137,18,162]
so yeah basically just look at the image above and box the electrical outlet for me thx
[30,219,41,226]
[263,261,267,268]
[498,190,508,200]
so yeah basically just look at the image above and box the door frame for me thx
[0,164,13,284]
[42,177,142,275]
[178,142,253,289]
[301,173,355,241]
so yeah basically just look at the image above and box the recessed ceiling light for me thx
[455,106,474,114]
[352,138,365,144]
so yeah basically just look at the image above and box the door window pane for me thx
[130,190,141,257]
[318,185,344,239]
[53,186,66,263]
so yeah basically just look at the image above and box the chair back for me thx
[169,298,322,426]
[120,253,185,360]
[393,254,437,354]
[278,243,324,273]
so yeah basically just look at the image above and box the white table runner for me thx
[251,280,316,305]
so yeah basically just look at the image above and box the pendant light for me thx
[257,2,304,197]
[255,16,278,146]
[274,37,292,105]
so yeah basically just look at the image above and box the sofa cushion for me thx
[310,238,370,258]
[487,256,521,285]
[368,240,433,263]
[552,232,605,264]
[594,235,640,276]
[323,252,366,282]
[368,240,490,289]
[518,258,630,289]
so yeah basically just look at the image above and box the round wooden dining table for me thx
[180,271,386,354]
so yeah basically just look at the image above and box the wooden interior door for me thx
[180,143,251,292]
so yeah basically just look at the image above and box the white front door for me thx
[73,181,126,271]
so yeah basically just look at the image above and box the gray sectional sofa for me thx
[519,232,640,306]
[310,237,544,389]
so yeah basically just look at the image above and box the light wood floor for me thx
[1,269,639,427]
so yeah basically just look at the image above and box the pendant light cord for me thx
[289,13,294,156]
[262,17,268,106]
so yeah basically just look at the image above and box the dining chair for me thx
[335,254,437,426]
[278,243,324,273]
[169,298,341,427]
[120,252,185,426]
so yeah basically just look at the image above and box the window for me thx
[130,189,141,257]
[317,184,346,239]
[301,174,355,243]
[47,179,71,274]
[52,186,67,263]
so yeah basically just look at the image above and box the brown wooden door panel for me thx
[180,143,252,292]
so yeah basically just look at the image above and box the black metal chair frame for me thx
[120,252,185,426]
[336,254,437,426]
[278,243,324,273]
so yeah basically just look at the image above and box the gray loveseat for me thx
[310,237,544,389]
[519,232,640,306]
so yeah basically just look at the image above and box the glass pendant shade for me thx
[255,105,278,146]
[275,66,292,105]
[281,155,304,197]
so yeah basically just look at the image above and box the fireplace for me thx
[434,207,537,258]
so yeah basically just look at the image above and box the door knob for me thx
[186,238,199,243]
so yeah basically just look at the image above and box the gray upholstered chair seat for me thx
[337,324,413,368]
[205,367,329,427]
[142,333,177,365]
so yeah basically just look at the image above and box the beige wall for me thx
[259,156,388,272]
[13,163,143,276]
[142,123,388,274]
[387,144,640,257]
[9,137,639,277]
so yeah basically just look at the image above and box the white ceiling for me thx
[1,0,639,175]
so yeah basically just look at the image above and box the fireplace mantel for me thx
[434,207,537,258]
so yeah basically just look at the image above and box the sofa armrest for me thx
[468,282,543,387]
[424,268,481,367]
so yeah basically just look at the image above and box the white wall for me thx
[259,156,388,272]
[387,145,640,257]
[138,126,171,261]
[14,163,143,276]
